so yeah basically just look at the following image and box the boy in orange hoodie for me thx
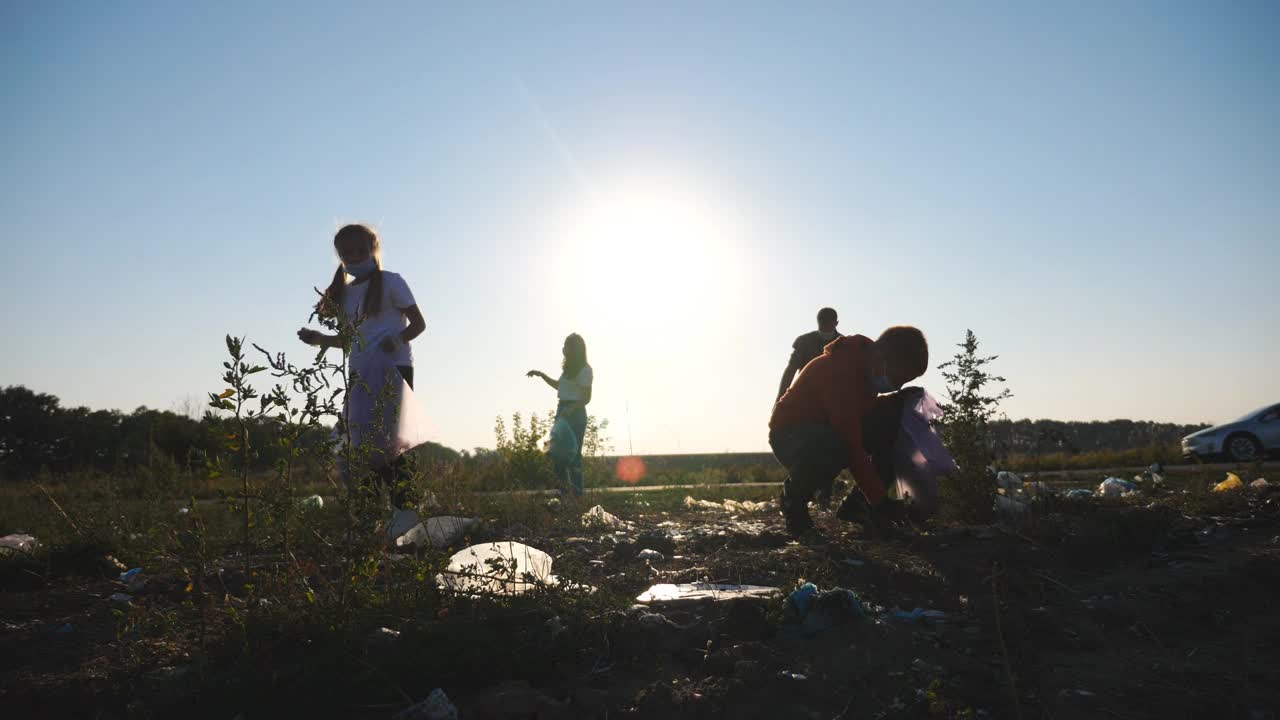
[768,326,929,534]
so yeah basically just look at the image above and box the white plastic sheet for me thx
[436,542,558,595]
[635,583,781,606]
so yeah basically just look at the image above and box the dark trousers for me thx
[770,391,908,516]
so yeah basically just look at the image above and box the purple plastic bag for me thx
[892,390,957,519]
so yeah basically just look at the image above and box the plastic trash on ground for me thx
[388,509,423,545]
[393,688,459,720]
[1065,488,1094,499]
[1251,478,1270,492]
[1024,481,1056,496]
[722,499,772,513]
[581,505,631,529]
[1214,473,1244,493]
[784,582,864,636]
[890,607,948,624]
[996,471,1023,491]
[637,549,665,562]
[683,496,725,511]
[395,516,481,549]
[995,494,1030,522]
[119,568,145,593]
[635,583,781,607]
[1098,477,1138,497]
[300,494,324,510]
[891,390,957,520]
[0,533,38,554]
[436,542,557,595]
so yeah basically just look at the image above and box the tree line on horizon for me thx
[0,385,1210,483]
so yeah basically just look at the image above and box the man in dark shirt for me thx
[777,307,841,400]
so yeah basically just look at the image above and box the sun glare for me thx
[551,178,744,337]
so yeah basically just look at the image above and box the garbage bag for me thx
[548,416,578,468]
[334,352,430,471]
[1214,473,1244,493]
[892,389,956,519]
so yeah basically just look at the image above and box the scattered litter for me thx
[424,516,480,548]
[684,496,724,511]
[1214,473,1244,493]
[581,505,631,530]
[785,582,864,636]
[1024,481,1056,496]
[1249,478,1269,492]
[777,671,808,681]
[636,583,781,607]
[392,514,481,550]
[890,607,948,624]
[109,593,133,605]
[996,471,1023,491]
[545,497,562,511]
[393,688,459,720]
[1066,488,1094,499]
[119,568,145,593]
[388,509,422,544]
[105,555,128,572]
[365,627,401,655]
[0,533,37,554]
[1098,477,1138,497]
[544,616,566,638]
[637,549,665,562]
[437,542,558,595]
[177,507,190,515]
[995,494,1030,522]
[722,499,772,513]
[682,496,773,513]
[300,494,324,509]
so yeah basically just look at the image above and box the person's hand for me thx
[297,328,322,346]
[526,370,543,379]
[379,336,399,354]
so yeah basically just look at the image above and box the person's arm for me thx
[824,369,884,505]
[297,328,343,349]
[777,364,799,400]
[378,304,427,353]
[777,339,805,399]
[526,370,559,390]
[399,305,426,344]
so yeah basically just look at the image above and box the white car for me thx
[1181,403,1280,462]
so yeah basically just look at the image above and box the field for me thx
[2,458,1278,720]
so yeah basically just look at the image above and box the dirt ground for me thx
[2,486,1278,720]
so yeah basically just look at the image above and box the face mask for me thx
[871,374,896,394]
[818,330,838,341]
[343,259,376,278]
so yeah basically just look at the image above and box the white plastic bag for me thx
[334,351,430,471]
[436,542,557,595]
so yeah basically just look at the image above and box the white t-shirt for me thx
[557,365,593,403]
[340,270,417,367]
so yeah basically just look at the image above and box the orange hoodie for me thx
[768,334,885,504]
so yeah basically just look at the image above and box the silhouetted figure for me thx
[778,307,841,400]
[769,326,929,536]
[528,334,593,494]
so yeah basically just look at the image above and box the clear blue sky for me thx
[3,2,1277,454]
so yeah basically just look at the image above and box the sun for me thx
[550,177,743,338]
